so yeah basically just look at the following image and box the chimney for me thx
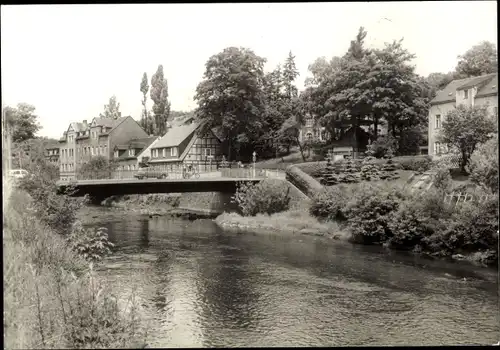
[83,120,88,128]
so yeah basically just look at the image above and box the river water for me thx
[85,207,499,347]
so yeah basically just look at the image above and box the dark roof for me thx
[116,136,158,160]
[431,73,498,105]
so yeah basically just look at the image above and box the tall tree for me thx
[139,72,154,134]
[282,51,299,99]
[3,103,41,143]
[150,65,171,136]
[304,56,342,87]
[99,95,121,119]
[455,41,498,78]
[194,47,267,161]
[439,104,496,173]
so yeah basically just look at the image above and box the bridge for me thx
[56,168,286,202]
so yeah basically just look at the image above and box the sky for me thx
[1,2,497,139]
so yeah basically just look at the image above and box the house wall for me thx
[184,131,221,172]
[137,137,161,164]
[428,94,498,157]
[151,131,194,162]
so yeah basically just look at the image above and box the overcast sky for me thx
[1,2,497,139]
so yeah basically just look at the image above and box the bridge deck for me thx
[57,177,261,186]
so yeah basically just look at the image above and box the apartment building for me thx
[58,116,148,181]
[428,73,498,157]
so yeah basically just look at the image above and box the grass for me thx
[215,209,350,240]
[254,149,320,170]
[3,184,147,349]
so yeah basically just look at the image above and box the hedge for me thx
[285,165,324,198]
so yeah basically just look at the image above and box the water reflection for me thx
[87,208,499,347]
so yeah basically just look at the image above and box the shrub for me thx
[232,179,291,216]
[467,134,499,193]
[285,165,324,198]
[77,155,118,180]
[67,222,115,262]
[344,184,406,244]
[398,127,426,156]
[309,185,351,222]
[396,155,432,172]
[432,167,452,192]
[371,134,398,158]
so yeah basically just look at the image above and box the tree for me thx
[455,41,498,78]
[194,47,267,161]
[439,105,496,173]
[77,155,118,180]
[304,56,342,87]
[139,72,154,135]
[150,65,171,136]
[467,133,498,193]
[425,72,457,96]
[282,51,299,99]
[99,95,121,119]
[3,103,41,143]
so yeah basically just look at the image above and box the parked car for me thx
[134,167,169,180]
[9,169,30,179]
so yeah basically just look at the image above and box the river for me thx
[83,207,499,347]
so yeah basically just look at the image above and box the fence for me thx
[75,166,286,181]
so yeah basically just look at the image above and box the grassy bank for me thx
[3,186,147,348]
[215,209,349,240]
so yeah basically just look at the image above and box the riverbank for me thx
[215,210,350,240]
[3,185,146,348]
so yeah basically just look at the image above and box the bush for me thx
[78,156,118,180]
[398,127,426,156]
[3,188,146,349]
[20,176,87,236]
[309,185,351,222]
[68,222,115,262]
[371,134,398,158]
[396,155,432,172]
[285,165,324,198]
[232,179,291,216]
[467,134,498,193]
[344,184,407,244]
[432,167,452,192]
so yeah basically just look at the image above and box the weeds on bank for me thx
[4,187,147,348]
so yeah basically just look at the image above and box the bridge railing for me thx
[72,167,287,181]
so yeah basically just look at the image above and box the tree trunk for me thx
[296,136,307,162]
[374,117,379,139]
[460,149,468,174]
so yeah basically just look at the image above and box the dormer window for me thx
[305,118,314,127]
[464,89,469,99]
[129,149,135,156]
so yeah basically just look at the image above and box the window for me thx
[305,118,314,127]
[171,147,178,157]
[464,89,469,99]
[152,149,158,158]
[435,115,441,129]
[114,150,119,158]
[129,149,135,156]
[162,148,167,157]
[204,148,213,157]
[434,142,441,155]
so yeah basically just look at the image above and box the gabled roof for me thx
[152,122,200,149]
[431,73,498,105]
[91,116,128,129]
[115,136,159,160]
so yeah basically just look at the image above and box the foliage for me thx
[139,72,155,135]
[439,104,496,172]
[4,189,146,349]
[77,155,118,180]
[397,155,432,172]
[467,134,499,193]
[194,47,267,161]
[309,185,350,221]
[99,95,121,120]
[370,134,398,158]
[424,72,458,98]
[11,138,60,181]
[343,184,406,244]
[455,41,498,78]
[432,167,452,192]
[232,179,291,216]
[19,161,87,236]
[3,103,42,143]
[67,222,114,262]
[398,126,426,155]
[150,64,171,136]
